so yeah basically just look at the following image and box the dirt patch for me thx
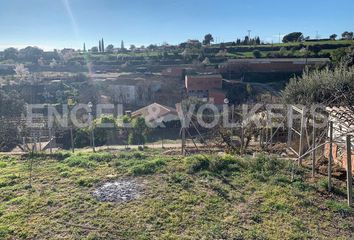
[93,179,144,202]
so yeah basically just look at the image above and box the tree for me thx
[105,44,114,53]
[121,40,125,50]
[282,32,304,43]
[282,65,354,106]
[49,58,58,68]
[128,117,149,145]
[0,90,25,151]
[91,46,98,53]
[342,31,354,40]
[99,40,102,52]
[101,38,105,52]
[18,46,44,62]
[225,83,252,105]
[252,50,262,58]
[3,47,18,60]
[83,43,86,52]
[255,37,261,45]
[243,36,250,45]
[130,44,136,51]
[14,64,30,81]
[203,33,214,45]
[330,34,337,40]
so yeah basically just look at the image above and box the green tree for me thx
[342,31,353,40]
[106,44,114,53]
[3,47,18,60]
[130,44,136,51]
[101,38,105,52]
[282,32,304,43]
[203,33,214,45]
[252,50,262,58]
[329,34,337,40]
[282,65,354,106]
[128,117,149,145]
[91,46,98,53]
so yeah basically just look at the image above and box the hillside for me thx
[0,150,353,239]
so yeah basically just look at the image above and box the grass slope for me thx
[0,151,353,239]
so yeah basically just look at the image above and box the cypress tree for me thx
[83,43,86,52]
[102,38,105,52]
[99,40,102,52]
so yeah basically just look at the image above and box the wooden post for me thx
[259,128,262,148]
[48,127,53,154]
[70,127,75,153]
[181,127,186,156]
[287,107,293,148]
[270,126,273,153]
[298,114,305,166]
[346,135,353,207]
[328,121,333,192]
[312,114,316,178]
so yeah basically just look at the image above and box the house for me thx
[132,103,179,128]
[324,106,354,174]
[162,67,185,78]
[185,74,225,104]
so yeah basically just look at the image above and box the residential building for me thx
[185,74,225,104]
[132,103,179,127]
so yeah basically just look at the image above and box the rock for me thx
[93,179,142,203]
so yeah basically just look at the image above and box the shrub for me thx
[209,154,244,174]
[51,152,71,161]
[283,65,354,105]
[252,50,262,58]
[131,158,166,175]
[0,162,7,168]
[88,152,114,162]
[247,154,286,176]
[185,155,211,173]
[169,173,192,188]
[64,155,97,169]
[76,177,99,187]
[326,200,353,216]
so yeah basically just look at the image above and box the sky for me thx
[0,0,353,51]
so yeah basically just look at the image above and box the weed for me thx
[326,200,353,216]
[185,154,211,173]
[169,173,192,188]
[0,162,7,168]
[65,155,97,169]
[209,154,244,174]
[77,177,99,187]
[131,158,166,175]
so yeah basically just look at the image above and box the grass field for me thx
[0,150,353,239]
